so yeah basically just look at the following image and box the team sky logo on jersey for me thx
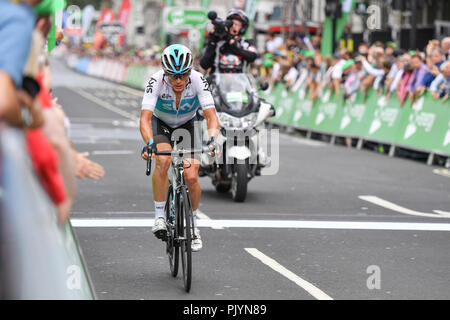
[161,93,173,99]
[156,96,200,115]
[200,75,211,92]
[146,77,157,94]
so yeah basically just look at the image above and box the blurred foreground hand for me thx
[75,152,105,180]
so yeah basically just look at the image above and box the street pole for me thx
[410,0,417,50]
[332,11,337,54]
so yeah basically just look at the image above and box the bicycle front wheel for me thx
[165,185,179,277]
[179,187,193,292]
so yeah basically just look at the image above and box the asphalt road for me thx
[51,58,450,300]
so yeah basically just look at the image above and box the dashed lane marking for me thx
[245,248,333,300]
[359,195,450,219]
[74,88,140,122]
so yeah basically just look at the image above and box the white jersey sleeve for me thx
[190,70,215,110]
[141,70,164,112]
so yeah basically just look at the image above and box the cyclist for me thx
[140,44,220,252]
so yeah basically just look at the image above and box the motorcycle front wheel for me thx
[231,164,248,202]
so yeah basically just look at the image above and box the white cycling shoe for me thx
[191,228,202,252]
[152,218,168,240]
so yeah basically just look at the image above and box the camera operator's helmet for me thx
[226,9,249,35]
[161,44,193,76]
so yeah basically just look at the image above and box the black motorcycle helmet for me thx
[226,9,249,36]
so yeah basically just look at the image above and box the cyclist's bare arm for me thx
[203,108,219,140]
[140,109,154,160]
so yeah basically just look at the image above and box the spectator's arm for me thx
[41,106,77,224]
[0,71,22,126]
[390,70,403,93]
[362,60,385,77]
[429,74,444,95]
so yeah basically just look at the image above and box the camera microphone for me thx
[208,11,217,21]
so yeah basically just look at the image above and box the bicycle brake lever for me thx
[146,156,151,176]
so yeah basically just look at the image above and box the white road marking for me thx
[359,195,450,219]
[433,169,450,178]
[70,218,450,231]
[196,210,224,230]
[244,248,333,300]
[74,88,140,122]
[92,150,134,155]
[117,84,144,97]
[433,210,450,217]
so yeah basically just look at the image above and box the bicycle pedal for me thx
[154,229,168,241]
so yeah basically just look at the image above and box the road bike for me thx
[145,143,202,292]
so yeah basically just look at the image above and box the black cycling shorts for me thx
[151,116,202,159]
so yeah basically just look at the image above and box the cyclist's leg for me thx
[180,119,203,250]
[151,117,173,238]
[180,118,202,214]
[184,157,201,213]
[151,117,173,203]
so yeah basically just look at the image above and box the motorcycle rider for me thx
[199,9,270,170]
[200,8,258,74]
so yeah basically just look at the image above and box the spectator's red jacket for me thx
[26,71,66,205]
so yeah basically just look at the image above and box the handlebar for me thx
[145,149,210,176]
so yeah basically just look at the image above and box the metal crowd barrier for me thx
[0,127,95,299]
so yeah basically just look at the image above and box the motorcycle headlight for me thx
[218,113,257,130]
[241,113,257,129]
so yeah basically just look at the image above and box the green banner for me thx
[321,0,356,56]
[125,64,148,89]
[395,93,450,154]
[262,82,450,155]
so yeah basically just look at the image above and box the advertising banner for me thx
[264,82,450,155]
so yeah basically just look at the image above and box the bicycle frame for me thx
[145,142,202,292]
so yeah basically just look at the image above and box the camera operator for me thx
[200,9,258,74]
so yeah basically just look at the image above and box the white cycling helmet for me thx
[161,44,193,76]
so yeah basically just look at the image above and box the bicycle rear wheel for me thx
[165,185,179,277]
[179,187,193,292]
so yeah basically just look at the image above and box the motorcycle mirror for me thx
[259,82,269,91]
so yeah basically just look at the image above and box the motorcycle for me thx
[198,73,274,202]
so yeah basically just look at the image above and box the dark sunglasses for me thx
[166,72,190,80]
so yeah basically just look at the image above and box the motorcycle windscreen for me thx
[215,73,256,116]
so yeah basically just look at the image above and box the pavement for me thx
[51,58,450,300]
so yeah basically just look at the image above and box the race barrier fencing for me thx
[260,82,450,160]
[66,54,158,90]
[0,128,96,299]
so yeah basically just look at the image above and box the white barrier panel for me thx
[0,128,95,299]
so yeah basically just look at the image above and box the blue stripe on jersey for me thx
[155,96,200,115]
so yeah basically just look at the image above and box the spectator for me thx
[430,61,450,102]
[0,0,39,127]
[398,58,414,105]
[330,49,351,96]
[343,57,364,100]
[441,37,450,60]
[417,48,446,94]
[360,55,391,99]
[266,32,283,54]
[406,54,428,103]
[306,57,322,101]
[386,52,410,100]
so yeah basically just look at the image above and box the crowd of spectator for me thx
[0,0,105,227]
[253,32,450,104]
[66,40,162,68]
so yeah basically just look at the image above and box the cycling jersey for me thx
[141,69,215,128]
